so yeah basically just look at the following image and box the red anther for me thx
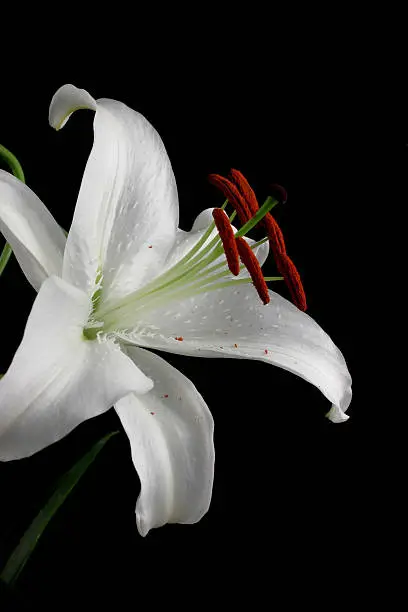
[150,412,155,415]
[236,237,270,305]
[208,174,252,225]
[264,349,268,354]
[263,214,286,256]
[175,336,184,341]
[263,218,307,310]
[229,169,259,216]
[212,208,240,276]
[148,245,153,248]
[278,254,307,311]
[210,169,307,310]
[229,169,287,256]
[164,394,169,398]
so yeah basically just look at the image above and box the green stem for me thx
[0,432,118,587]
[0,145,26,277]
[0,144,25,183]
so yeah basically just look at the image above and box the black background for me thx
[0,37,376,609]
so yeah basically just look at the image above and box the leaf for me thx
[0,431,118,586]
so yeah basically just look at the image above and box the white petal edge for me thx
[0,171,66,290]
[119,286,351,423]
[49,84,97,130]
[49,84,179,302]
[0,275,153,461]
[115,346,214,536]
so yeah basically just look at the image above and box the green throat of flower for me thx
[82,197,282,341]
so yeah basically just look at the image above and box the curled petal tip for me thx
[49,84,97,131]
[326,404,350,423]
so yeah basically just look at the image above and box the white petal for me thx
[50,85,179,301]
[49,83,97,130]
[0,171,66,290]
[0,276,153,461]
[115,346,214,536]
[122,286,351,422]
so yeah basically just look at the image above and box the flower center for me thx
[82,169,306,340]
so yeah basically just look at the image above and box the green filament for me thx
[85,195,281,335]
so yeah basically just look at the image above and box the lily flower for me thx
[0,85,352,536]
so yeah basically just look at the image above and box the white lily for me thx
[0,84,352,536]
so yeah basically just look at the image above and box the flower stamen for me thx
[229,169,259,216]
[229,169,286,252]
[228,168,307,311]
[277,254,307,312]
[212,208,240,276]
[263,215,286,258]
[208,174,252,225]
[93,182,283,331]
[236,237,270,305]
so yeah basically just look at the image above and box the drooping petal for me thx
[115,346,214,536]
[0,276,153,461]
[0,171,66,290]
[49,84,179,303]
[120,286,351,422]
